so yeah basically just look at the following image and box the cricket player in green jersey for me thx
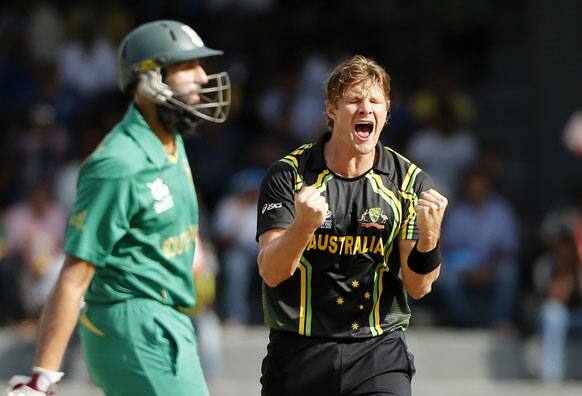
[5,20,230,396]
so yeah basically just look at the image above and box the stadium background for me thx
[0,0,581,395]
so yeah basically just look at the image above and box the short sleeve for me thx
[400,168,436,240]
[64,173,134,267]
[256,162,297,240]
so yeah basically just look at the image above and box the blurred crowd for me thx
[0,0,580,383]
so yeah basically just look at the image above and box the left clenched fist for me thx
[414,189,448,252]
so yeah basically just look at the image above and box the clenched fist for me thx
[415,189,448,251]
[294,186,329,233]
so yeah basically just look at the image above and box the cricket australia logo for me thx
[359,207,388,229]
[148,178,174,214]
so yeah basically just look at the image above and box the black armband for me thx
[408,241,441,274]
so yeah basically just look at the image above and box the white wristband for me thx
[31,367,64,392]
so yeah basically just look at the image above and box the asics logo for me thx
[262,202,282,214]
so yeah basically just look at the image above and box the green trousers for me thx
[79,298,209,396]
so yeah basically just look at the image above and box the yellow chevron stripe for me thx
[365,173,403,249]
[283,155,298,168]
[290,143,313,156]
[370,173,402,218]
[295,172,304,192]
[80,312,105,336]
[384,146,411,164]
[373,267,389,335]
[399,190,415,239]
[284,143,314,169]
[407,167,422,193]
[374,235,395,334]
[311,169,330,190]
[298,262,307,335]
[401,164,418,192]
[405,167,421,238]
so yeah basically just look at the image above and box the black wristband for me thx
[408,241,441,274]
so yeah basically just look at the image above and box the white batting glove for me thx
[4,367,64,396]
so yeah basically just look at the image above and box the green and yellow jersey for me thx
[65,104,199,309]
[257,132,435,339]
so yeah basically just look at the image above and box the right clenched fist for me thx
[294,186,329,233]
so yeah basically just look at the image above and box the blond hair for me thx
[324,55,391,129]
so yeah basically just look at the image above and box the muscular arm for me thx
[258,187,327,288]
[258,225,313,288]
[35,255,96,370]
[400,189,447,300]
[399,239,440,300]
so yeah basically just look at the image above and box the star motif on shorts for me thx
[351,280,360,288]
[359,304,364,310]
[336,297,344,305]
[351,322,360,331]
[364,291,371,300]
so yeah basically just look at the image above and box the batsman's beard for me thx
[156,104,199,136]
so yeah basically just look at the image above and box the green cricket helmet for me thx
[118,20,230,125]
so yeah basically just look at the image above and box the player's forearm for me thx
[35,257,95,370]
[399,238,440,299]
[258,223,315,288]
[401,265,440,300]
[416,234,439,252]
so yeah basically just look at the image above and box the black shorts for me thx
[261,329,416,396]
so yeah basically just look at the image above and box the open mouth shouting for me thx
[354,120,374,141]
